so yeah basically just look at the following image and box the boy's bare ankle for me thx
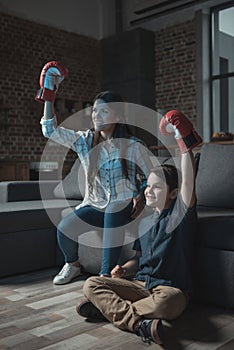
[71,261,81,268]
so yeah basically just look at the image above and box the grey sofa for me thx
[194,143,234,309]
[0,180,77,277]
[0,143,233,309]
[0,160,135,279]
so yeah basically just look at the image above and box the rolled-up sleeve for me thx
[40,115,81,151]
[40,115,57,138]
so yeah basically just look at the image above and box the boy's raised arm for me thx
[180,150,196,208]
[159,109,202,208]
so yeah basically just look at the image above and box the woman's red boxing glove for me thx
[35,61,68,103]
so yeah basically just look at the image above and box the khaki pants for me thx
[83,276,188,332]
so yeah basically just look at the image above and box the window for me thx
[211,3,234,135]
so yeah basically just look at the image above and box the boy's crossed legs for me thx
[77,276,188,345]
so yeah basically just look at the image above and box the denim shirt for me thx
[40,116,152,209]
[133,195,197,293]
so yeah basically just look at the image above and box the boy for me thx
[76,110,202,345]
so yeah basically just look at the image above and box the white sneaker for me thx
[53,263,82,285]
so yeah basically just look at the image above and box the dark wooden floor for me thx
[0,268,233,350]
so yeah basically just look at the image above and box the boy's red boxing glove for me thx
[159,110,202,153]
[35,61,68,103]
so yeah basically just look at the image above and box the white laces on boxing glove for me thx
[165,123,182,140]
[44,67,65,91]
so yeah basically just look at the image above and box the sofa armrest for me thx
[0,180,60,202]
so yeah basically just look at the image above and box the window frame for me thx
[210,1,234,135]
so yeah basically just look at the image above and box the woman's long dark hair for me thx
[88,91,140,192]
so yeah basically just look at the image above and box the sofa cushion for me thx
[0,199,80,234]
[0,228,57,278]
[197,215,234,251]
[78,231,135,274]
[196,206,234,252]
[53,158,85,200]
[197,206,234,219]
[0,181,59,202]
[193,247,234,308]
[196,144,234,208]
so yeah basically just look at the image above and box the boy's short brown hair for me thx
[150,164,181,192]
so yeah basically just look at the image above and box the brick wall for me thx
[155,19,197,124]
[0,12,100,164]
[0,12,197,171]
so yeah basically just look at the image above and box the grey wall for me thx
[101,28,155,108]
[0,0,116,39]
[101,28,157,147]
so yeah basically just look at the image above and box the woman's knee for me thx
[57,213,75,236]
[57,218,66,236]
[57,211,81,240]
[106,200,132,214]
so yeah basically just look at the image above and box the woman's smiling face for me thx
[92,99,118,132]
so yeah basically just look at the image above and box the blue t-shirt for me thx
[133,195,197,293]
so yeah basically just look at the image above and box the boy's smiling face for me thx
[145,172,178,212]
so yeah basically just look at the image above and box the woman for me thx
[37,62,151,284]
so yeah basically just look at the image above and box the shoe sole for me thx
[151,319,163,345]
[53,270,82,285]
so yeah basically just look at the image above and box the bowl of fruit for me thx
[211,132,233,142]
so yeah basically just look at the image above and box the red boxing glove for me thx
[159,110,202,153]
[35,61,68,103]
